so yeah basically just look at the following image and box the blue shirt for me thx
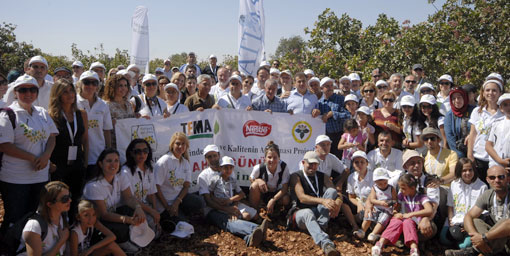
[285,90,318,114]
[251,94,288,113]
[318,93,351,133]
[444,105,475,158]
[179,64,202,76]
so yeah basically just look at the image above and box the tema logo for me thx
[243,120,271,137]
[180,119,220,140]
[131,124,157,151]
[292,121,312,143]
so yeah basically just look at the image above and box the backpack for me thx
[258,161,287,189]
[0,212,47,256]
[0,108,16,171]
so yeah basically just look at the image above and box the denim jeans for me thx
[295,187,337,250]
[207,209,259,245]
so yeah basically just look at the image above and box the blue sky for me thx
[3,0,445,63]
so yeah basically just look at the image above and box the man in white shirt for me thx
[209,67,230,102]
[389,73,410,109]
[367,131,403,187]
[285,72,320,116]
[250,67,269,98]
[162,59,173,79]
[313,135,348,191]
[215,75,251,110]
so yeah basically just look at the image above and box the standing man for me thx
[179,52,202,75]
[403,74,420,102]
[202,55,219,83]
[248,79,289,113]
[184,74,214,111]
[162,59,173,79]
[209,67,230,102]
[250,67,269,98]
[389,73,410,109]
[278,70,293,98]
[285,72,320,116]
[412,64,428,89]
[349,73,362,99]
[338,76,351,97]
[371,68,382,83]
[71,60,84,84]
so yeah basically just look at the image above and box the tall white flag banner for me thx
[238,0,265,76]
[115,109,325,192]
[130,6,150,73]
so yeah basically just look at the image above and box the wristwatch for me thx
[482,233,490,244]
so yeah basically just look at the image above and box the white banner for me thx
[115,109,325,191]
[238,0,265,76]
[130,6,150,73]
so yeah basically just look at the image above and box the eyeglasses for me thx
[439,82,451,86]
[423,136,437,142]
[488,175,506,181]
[405,80,417,84]
[363,89,375,93]
[383,98,395,103]
[15,87,39,94]
[0,80,7,86]
[144,82,157,87]
[420,104,433,109]
[83,80,99,86]
[55,194,72,204]
[134,148,150,155]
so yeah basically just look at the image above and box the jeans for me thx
[207,209,259,245]
[295,187,337,250]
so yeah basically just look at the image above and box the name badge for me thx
[68,146,78,161]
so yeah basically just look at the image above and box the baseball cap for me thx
[373,168,390,181]
[356,106,371,115]
[497,93,510,106]
[259,61,270,67]
[420,94,437,105]
[209,55,217,59]
[402,150,423,169]
[482,79,503,92]
[412,64,423,70]
[13,74,38,89]
[170,221,194,239]
[54,67,71,75]
[164,83,179,92]
[203,144,219,155]
[320,77,334,87]
[79,70,99,81]
[400,95,416,107]
[220,156,235,167]
[419,82,435,92]
[486,72,503,82]
[29,56,48,67]
[339,76,351,83]
[89,61,105,71]
[303,151,320,164]
[155,67,164,73]
[375,80,389,88]
[351,151,368,161]
[72,60,84,68]
[304,69,315,76]
[308,77,320,86]
[281,70,292,76]
[438,74,453,83]
[229,75,242,84]
[420,127,442,141]
[129,221,155,247]
[344,94,358,103]
[349,73,361,81]
[269,68,280,75]
[127,64,140,72]
[315,135,332,145]
[142,74,157,84]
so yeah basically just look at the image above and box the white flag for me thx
[130,6,150,73]
[238,0,265,76]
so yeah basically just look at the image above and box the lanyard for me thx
[302,170,319,197]
[144,95,162,116]
[137,169,145,199]
[493,192,509,221]
[62,111,77,145]
[172,103,180,114]
[227,94,236,109]
[403,194,418,213]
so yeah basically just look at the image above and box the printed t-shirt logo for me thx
[243,120,271,137]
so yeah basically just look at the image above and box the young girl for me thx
[69,200,125,256]
[362,168,397,243]
[440,158,487,248]
[356,106,376,148]
[486,93,510,168]
[338,119,367,168]
[372,174,434,256]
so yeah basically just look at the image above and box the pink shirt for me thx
[341,129,367,160]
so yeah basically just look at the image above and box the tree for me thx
[221,54,238,71]
[0,23,42,75]
[149,58,164,73]
[273,36,306,59]
[168,52,188,69]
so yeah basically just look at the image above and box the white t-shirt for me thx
[447,178,487,225]
[71,223,94,253]
[297,153,346,177]
[469,107,504,161]
[76,95,113,165]
[360,98,381,115]
[83,173,131,212]
[210,84,230,102]
[18,216,65,256]
[250,162,290,192]
[487,117,510,167]
[368,148,403,188]
[4,80,53,110]
[197,167,220,195]
[0,102,58,184]
[217,93,251,110]
[130,93,168,117]
[154,153,191,212]
[121,166,157,204]
[347,170,374,204]
[437,93,451,113]
[166,102,189,115]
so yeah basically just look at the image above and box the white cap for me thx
[170,221,194,238]
[281,70,292,76]
[72,60,84,68]
[483,79,503,92]
[348,73,361,81]
[220,156,235,167]
[117,69,135,78]
[203,144,219,155]
[486,72,503,82]
[89,61,105,71]
[29,56,48,67]
[400,95,416,107]
[269,68,280,75]
[164,59,171,63]
[229,75,242,84]
[164,83,179,92]
[127,64,140,72]
[419,82,435,91]
[304,69,315,76]
[497,93,510,106]
[13,74,38,89]
[320,77,334,87]
[375,80,388,88]
[339,76,351,83]
[420,94,437,105]
[308,77,320,86]
[259,60,270,67]
[356,106,371,115]
[344,94,358,103]
[155,67,164,73]
[438,74,453,83]
[79,70,99,81]
[209,54,217,59]
[315,135,332,145]
[373,168,390,181]
[351,150,368,161]
[142,74,157,84]
[129,221,155,247]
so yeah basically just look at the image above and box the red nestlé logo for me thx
[243,120,271,137]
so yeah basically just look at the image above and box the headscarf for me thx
[449,87,469,117]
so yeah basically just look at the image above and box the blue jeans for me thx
[295,187,337,250]
[207,209,259,245]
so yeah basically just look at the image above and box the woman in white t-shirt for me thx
[18,181,70,256]
[399,95,425,153]
[0,74,58,233]
[130,74,169,119]
[163,83,189,115]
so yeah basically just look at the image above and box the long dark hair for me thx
[124,139,153,175]
[418,103,443,129]
[454,157,478,183]
[88,148,120,181]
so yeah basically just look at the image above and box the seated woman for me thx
[83,148,148,254]
[249,141,290,216]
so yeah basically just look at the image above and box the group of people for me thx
[0,52,510,256]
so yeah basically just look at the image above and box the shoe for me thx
[119,241,140,254]
[323,243,340,256]
[395,239,405,248]
[248,227,263,247]
[444,247,477,256]
[410,247,419,256]
[259,218,268,238]
[353,229,365,239]
[367,233,380,243]
[371,242,382,256]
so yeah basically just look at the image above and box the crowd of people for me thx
[0,52,509,256]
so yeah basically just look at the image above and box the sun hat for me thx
[402,150,423,169]
[420,127,442,141]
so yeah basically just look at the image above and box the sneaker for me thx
[119,241,140,254]
[444,247,478,256]
[353,229,365,239]
[371,242,382,256]
[323,243,340,256]
[395,239,405,248]
[248,227,263,247]
[367,233,380,243]
[410,247,419,256]
[259,218,268,238]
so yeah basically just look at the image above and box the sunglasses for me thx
[16,87,39,94]
[377,86,388,89]
[420,104,433,109]
[405,80,417,84]
[488,175,506,181]
[420,89,433,94]
[55,194,72,204]
[144,82,157,87]
[383,98,395,103]
[0,80,7,86]
[439,82,451,86]
[83,80,99,86]
[363,89,375,93]
[402,105,413,109]
[423,136,437,142]
[372,75,381,78]
[134,148,150,155]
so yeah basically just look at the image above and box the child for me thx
[486,93,510,168]
[372,174,434,256]
[338,119,367,168]
[440,158,487,248]
[356,106,376,148]
[210,156,257,220]
[362,168,397,243]
[69,200,126,256]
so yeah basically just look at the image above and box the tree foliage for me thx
[0,23,42,75]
